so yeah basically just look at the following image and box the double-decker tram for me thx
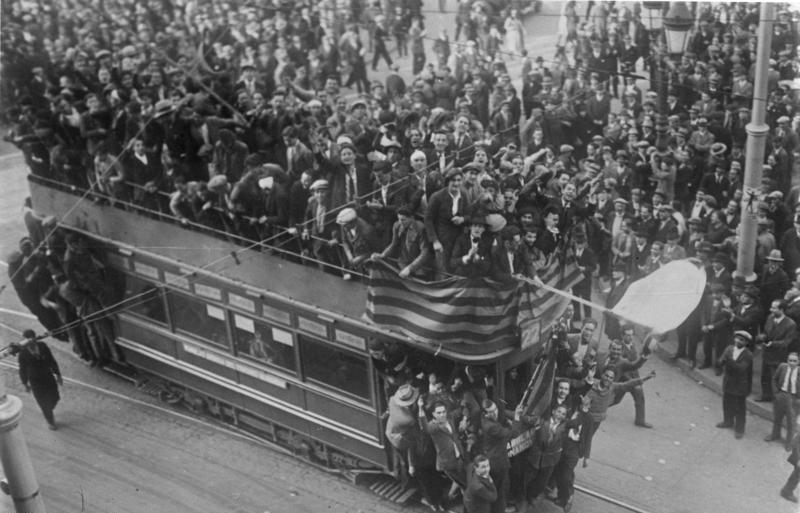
[26,173,550,480]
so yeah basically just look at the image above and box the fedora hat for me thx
[393,384,419,407]
[766,249,785,262]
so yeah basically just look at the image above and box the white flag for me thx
[612,260,707,333]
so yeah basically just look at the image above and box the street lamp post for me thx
[0,372,46,513]
[650,2,694,152]
[736,3,775,282]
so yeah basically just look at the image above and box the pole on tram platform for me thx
[0,374,46,513]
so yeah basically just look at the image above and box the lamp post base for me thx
[731,270,758,284]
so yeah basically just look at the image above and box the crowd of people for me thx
[378,315,658,513]
[4,0,800,510]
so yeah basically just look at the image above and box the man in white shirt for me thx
[767,352,800,449]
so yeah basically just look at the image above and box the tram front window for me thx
[124,275,167,324]
[169,294,230,348]
[299,335,369,401]
[233,314,296,372]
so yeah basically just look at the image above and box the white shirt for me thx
[449,190,461,217]
[612,213,624,237]
[690,201,705,219]
[783,366,798,394]
[732,345,745,361]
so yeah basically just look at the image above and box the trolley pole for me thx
[0,375,46,513]
[735,2,774,282]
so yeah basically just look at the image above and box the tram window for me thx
[233,314,296,372]
[124,275,167,324]
[170,294,229,348]
[299,335,370,401]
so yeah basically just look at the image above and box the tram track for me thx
[0,315,653,513]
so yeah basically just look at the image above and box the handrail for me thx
[28,174,369,279]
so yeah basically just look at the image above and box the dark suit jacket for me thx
[288,181,310,226]
[425,149,455,175]
[339,218,380,260]
[572,247,597,294]
[480,416,521,472]
[762,315,798,365]
[548,199,596,233]
[719,345,753,397]
[315,152,372,209]
[490,245,525,282]
[702,297,733,350]
[285,141,315,182]
[535,229,562,257]
[452,132,475,167]
[451,233,493,278]
[419,415,465,472]
[629,242,651,279]
[424,188,468,250]
[566,333,599,362]
[773,362,800,398]
[730,303,764,342]
[780,228,800,277]
[380,219,432,277]
[463,464,497,513]
[527,418,569,469]
[653,218,678,243]
[698,173,730,206]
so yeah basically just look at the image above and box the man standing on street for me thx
[18,329,62,430]
[781,415,800,503]
[766,352,800,450]
[716,331,753,439]
[757,300,798,402]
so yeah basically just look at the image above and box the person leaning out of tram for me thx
[371,204,434,280]
[385,384,423,485]
[417,395,468,506]
[334,207,380,279]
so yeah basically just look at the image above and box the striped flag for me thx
[517,254,584,355]
[365,259,519,346]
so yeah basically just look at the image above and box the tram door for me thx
[501,360,534,413]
